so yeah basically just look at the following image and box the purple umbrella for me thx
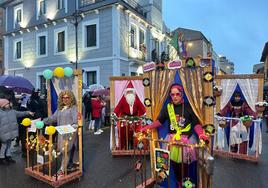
[0,75,34,94]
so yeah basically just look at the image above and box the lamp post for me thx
[70,10,83,69]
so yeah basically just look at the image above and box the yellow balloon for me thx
[46,126,56,135]
[54,67,64,78]
[21,118,31,127]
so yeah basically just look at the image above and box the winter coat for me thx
[0,109,29,142]
[91,98,103,119]
[28,98,45,119]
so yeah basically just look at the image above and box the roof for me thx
[260,42,268,62]
[0,0,18,8]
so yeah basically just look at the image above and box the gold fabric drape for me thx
[146,69,176,121]
[179,67,205,125]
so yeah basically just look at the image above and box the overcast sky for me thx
[163,0,268,73]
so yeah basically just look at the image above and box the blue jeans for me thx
[0,139,12,158]
[94,118,101,132]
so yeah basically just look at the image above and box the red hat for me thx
[125,81,135,92]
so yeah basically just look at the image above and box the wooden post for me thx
[26,128,29,168]
[75,70,83,173]
[36,130,39,172]
[64,139,68,176]
[126,121,129,150]
[48,135,52,177]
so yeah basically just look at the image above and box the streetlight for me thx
[70,10,83,69]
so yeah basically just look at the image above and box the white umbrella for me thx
[88,84,104,91]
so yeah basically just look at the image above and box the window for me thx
[58,0,64,9]
[130,25,137,49]
[82,19,99,50]
[36,32,47,57]
[39,0,46,15]
[151,39,159,62]
[54,28,67,54]
[57,0,67,12]
[0,39,3,49]
[57,31,65,52]
[14,4,23,28]
[17,9,22,22]
[14,39,23,60]
[86,25,96,47]
[39,36,46,55]
[139,29,145,47]
[86,71,96,86]
[81,0,95,6]
[39,75,46,93]
[131,72,137,76]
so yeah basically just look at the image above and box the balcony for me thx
[129,45,147,62]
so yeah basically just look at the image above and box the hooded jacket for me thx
[0,108,29,142]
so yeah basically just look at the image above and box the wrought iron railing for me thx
[80,0,147,18]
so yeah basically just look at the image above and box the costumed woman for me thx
[218,92,256,154]
[43,90,78,178]
[141,83,209,187]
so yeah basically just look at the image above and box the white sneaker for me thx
[98,129,104,133]
[94,131,101,135]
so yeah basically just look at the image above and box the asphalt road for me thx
[0,126,268,188]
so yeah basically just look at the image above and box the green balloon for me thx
[35,121,44,129]
[188,59,194,66]
[43,69,53,80]
[64,67,73,77]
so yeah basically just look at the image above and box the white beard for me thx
[125,93,136,106]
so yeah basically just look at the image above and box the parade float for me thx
[23,67,83,187]
[109,76,151,156]
[214,74,264,162]
[133,57,215,188]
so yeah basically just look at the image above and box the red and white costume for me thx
[114,82,146,150]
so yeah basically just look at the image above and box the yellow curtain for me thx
[147,69,176,121]
[179,67,205,125]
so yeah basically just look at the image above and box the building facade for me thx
[260,42,268,88]
[1,0,174,90]
[218,56,234,74]
[0,5,4,75]
[172,27,212,58]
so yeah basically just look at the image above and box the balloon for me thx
[42,69,53,80]
[54,67,64,78]
[64,67,73,77]
[46,126,56,135]
[21,118,31,127]
[35,121,44,129]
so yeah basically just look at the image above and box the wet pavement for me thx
[0,126,268,188]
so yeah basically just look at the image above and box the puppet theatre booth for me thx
[24,67,83,187]
[110,76,150,156]
[135,58,215,188]
[214,74,264,162]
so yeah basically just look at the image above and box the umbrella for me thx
[88,84,104,92]
[92,88,110,96]
[0,75,34,94]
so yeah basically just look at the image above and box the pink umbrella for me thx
[92,88,110,96]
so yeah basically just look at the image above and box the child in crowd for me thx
[0,99,34,165]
